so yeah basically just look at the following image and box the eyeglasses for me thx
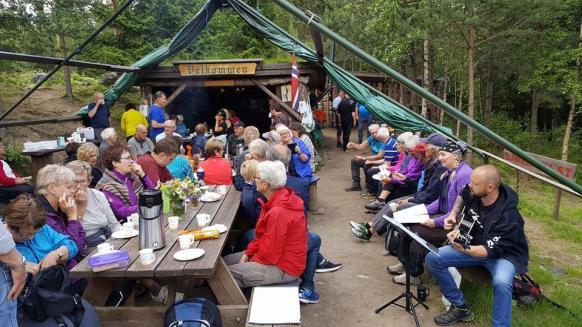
[253,176,263,181]
[74,179,89,186]
[120,155,131,161]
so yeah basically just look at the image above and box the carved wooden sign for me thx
[177,62,258,76]
[503,149,577,180]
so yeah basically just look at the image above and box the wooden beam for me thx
[165,83,187,106]
[0,51,139,73]
[0,116,81,128]
[250,79,301,122]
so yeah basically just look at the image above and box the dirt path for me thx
[301,128,442,327]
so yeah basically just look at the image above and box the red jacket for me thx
[245,187,308,277]
[199,156,233,185]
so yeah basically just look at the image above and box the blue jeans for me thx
[426,245,516,327]
[0,264,18,327]
[302,232,321,291]
[357,117,371,144]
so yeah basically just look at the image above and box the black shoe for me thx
[336,142,342,148]
[434,304,475,326]
[316,259,343,273]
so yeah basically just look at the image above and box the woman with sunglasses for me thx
[96,144,154,222]
[66,160,121,247]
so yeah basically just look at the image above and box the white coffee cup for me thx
[97,243,114,254]
[128,213,139,225]
[122,222,134,234]
[389,202,398,212]
[139,248,155,265]
[216,185,227,195]
[178,234,195,250]
[167,216,180,230]
[196,214,211,228]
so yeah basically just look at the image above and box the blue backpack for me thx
[164,298,221,327]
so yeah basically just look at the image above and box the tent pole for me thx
[272,0,582,195]
[0,0,136,122]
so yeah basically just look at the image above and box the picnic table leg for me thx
[166,279,177,305]
[207,257,248,305]
[84,279,135,306]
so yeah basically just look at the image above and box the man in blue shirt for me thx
[356,103,372,144]
[148,91,167,140]
[87,92,110,141]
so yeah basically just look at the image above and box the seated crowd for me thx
[343,120,528,326]
[0,99,343,325]
[0,91,528,326]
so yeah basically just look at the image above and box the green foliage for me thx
[2,145,31,176]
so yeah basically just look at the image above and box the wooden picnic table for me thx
[71,185,248,326]
[22,146,66,181]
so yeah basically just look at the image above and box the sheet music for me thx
[383,215,439,256]
[392,204,429,224]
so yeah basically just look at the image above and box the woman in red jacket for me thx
[0,143,33,202]
[224,160,308,288]
[198,138,233,185]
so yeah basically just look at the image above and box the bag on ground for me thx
[164,297,222,327]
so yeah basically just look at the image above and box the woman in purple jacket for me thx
[35,164,87,259]
[387,140,473,286]
[96,144,155,222]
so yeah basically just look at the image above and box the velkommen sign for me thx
[177,62,257,76]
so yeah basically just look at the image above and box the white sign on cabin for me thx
[280,84,292,102]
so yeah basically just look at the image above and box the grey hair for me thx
[249,139,269,160]
[404,135,420,150]
[276,125,292,138]
[94,92,104,99]
[153,91,166,100]
[397,131,414,144]
[266,144,291,169]
[101,127,117,141]
[376,127,390,140]
[256,160,287,189]
[65,160,92,179]
[35,164,75,195]
[368,124,380,132]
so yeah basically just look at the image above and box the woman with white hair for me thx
[363,133,424,211]
[77,142,102,188]
[97,127,119,170]
[223,160,308,288]
[276,125,312,178]
[35,164,87,258]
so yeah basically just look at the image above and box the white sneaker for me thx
[387,263,404,275]
[393,272,421,286]
[150,286,168,304]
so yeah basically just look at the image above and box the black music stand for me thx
[375,216,439,327]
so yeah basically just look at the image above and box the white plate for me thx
[200,192,221,202]
[173,248,205,261]
[111,230,139,239]
[372,173,391,181]
[202,224,228,234]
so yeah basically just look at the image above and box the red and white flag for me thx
[291,52,300,112]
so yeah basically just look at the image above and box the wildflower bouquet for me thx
[160,177,202,204]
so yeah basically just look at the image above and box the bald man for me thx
[426,165,529,327]
[128,124,154,160]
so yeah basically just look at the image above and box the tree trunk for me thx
[483,57,494,125]
[440,75,448,124]
[421,37,430,118]
[562,96,576,161]
[530,88,540,152]
[456,79,464,137]
[466,25,475,160]
[58,33,73,100]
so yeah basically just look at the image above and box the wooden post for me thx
[515,168,520,193]
[553,188,562,220]
[250,79,301,121]
[165,83,187,106]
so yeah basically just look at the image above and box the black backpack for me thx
[164,298,222,327]
[19,265,88,326]
[384,225,401,256]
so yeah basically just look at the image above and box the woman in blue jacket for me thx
[276,125,312,178]
[3,195,80,290]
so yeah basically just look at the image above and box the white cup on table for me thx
[128,213,139,226]
[122,222,134,234]
[167,216,180,230]
[178,234,195,250]
[216,185,227,195]
[97,243,114,254]
[139,248,155,265]
[196,214,211,228]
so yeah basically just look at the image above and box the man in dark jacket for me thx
[426,165,529,327]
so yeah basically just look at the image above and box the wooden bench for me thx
[307,175,320,213]
[458,267,492,285]
[246,284,301,327]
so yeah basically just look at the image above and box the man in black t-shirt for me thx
[426,165,529,327]
[337,94,356,151]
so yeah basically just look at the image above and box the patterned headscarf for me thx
[440,140,468,156]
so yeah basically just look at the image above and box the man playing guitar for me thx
[426,165,529,327]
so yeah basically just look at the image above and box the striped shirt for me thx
[384,136,399,166]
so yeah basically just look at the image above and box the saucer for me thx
[200,192,221,202]
[111,230,139,239]
[202,224,228,234]
[173,248,205,261]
